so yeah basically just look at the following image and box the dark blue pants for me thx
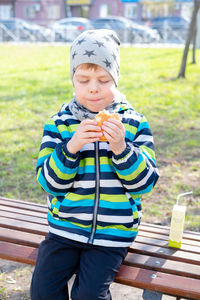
[30,233,128,300]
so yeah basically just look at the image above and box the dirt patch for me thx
[0,260,33,299]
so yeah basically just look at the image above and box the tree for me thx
[177,0,200,78]
[192,14,198,64]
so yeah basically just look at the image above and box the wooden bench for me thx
[0,196,199,300]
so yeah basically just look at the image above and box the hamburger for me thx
[94,110,121,142]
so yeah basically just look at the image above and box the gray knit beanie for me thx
[70,29,120,86]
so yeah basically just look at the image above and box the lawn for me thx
[0,44,200,231]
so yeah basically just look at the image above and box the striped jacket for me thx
[36,101,159,247]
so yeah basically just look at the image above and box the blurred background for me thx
[0,0,199,45]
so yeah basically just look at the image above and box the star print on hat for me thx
[70,29,120,86]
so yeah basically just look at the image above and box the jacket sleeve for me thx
[36,118,80,196]
[112,115,159,195]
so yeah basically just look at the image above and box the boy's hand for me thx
[67,120,102,154]
[102,119,126,155]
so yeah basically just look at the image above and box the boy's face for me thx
[73,65,117,112]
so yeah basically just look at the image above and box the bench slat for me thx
[140,223,200,241]
[0,241,37,265]
[0,205,46,219]
[0,228,44,248]
[125,252,200,279]
[142,222,200,236]
[0,216,48,235]
[0,197,46,208]
[0,210,48,225]
[115,264,200,300]
[0,199,47,213]
[139,230,200,248]
[131,242,200,264]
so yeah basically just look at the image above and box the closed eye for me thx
[99,80,110,84]
[79,80,89,83]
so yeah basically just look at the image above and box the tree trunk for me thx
[192,17,197,64]
[177,0,200,78]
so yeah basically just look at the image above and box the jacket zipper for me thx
[88,141,100,244]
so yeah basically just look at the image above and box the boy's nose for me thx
[89,80,99,93]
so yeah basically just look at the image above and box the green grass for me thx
[0,44,200,230]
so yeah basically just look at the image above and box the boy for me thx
[31,29,159,300]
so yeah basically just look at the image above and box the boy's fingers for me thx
[87,137,101,143]
[89,132,103,138]
[103,120,125,137]
[102,123,117,135]
[82,131,103,139]
[107,118,122,126]
[80,120,101,132]
[81,119,97,126]
[102,123,125,141]
[103,120,123,131]
[86,125,101,132]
